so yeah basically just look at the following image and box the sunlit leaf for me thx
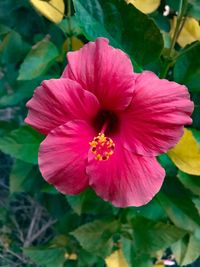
[172,233,200,266]
[105,249,129,267]
[168,128,200,175]
[171,17,200,47]
[18,39,59,80]
[126,0,160,14]
[30,0,65,24]
[181,234,200,266]
[171,236,188,265]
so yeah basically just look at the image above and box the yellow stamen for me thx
[89,133,115,161]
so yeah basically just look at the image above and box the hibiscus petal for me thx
[62,38,135,111]
[120,71,194,156]
[39,120,95,194]
[25,78,100,135]
[87,138,165,207]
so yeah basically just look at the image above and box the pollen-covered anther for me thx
[89,133,115,161]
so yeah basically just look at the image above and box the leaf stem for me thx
[67,0,73,51]
[160,0,188,78]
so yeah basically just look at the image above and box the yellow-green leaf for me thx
[171,17,200,47]
[126,0,160,14]
[30,0,65,24]
[168,128,200,175]
[105,249,129,267]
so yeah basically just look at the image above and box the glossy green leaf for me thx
[174,41,200,93]
[0,126,44,164]
[72,0,163,68]
[18,39,59,80]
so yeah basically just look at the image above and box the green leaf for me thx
[0,126,44,164]
[181,233,200,265]
[174,41,200,93]
[192,197,200,214]
[191,128,200,144]
[172,233,200,266]
[158,154,177,177]
[125,198,167,221]
[191,93,200,129]
[130,217,186,253]
[0,121,17,137]
[71,218,119,258]
[9,159,33,193]
[77,249,104,267]
[24,246,65,267]
[18,39,59,80]
[165,0,179,11]
[72,0,163,68]
[58,16,82,36]
[122,238,153,267]
[171,236,188,266]
[177,170,200,195]
[0,30,29,64]
[0,24,11,35]
[188,0,200,20]
[0,79,43,108]
[122,216,186,266]
[157,176,200,232]
[66,188,113,216]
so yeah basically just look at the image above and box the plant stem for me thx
[160,0,188,78]
[67,0,73,51]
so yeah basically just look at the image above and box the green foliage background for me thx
[0,0,200,266]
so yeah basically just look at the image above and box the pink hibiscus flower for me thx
[25,38,193,207]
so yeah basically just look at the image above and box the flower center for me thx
[89,119,115,161]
